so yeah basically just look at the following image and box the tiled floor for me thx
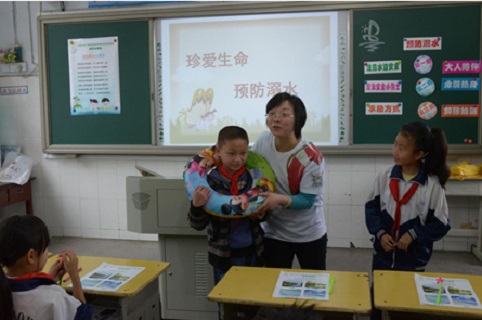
[49,237,482,320]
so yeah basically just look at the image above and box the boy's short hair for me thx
[217,126,249,147]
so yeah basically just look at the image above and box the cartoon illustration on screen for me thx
[179,88,217,131]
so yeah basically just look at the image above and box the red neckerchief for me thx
[9,272,54,281]
[389,179,419,240]
[218,164,246,233]
[218,165,246,196]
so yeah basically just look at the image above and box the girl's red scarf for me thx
[389,179,419,239]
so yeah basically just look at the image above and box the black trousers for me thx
[263,234,328,270]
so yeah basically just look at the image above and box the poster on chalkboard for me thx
[68,36,121,116]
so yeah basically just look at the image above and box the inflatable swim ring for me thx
[183,145,276,218]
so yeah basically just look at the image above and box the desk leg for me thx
[471,198,482,261]
[26,199,33,215]
[26,180,33,215]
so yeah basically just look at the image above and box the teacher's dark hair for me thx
[266,92,307,139]
[400,122,450,187]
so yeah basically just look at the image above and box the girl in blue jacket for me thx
[365,122,451,320]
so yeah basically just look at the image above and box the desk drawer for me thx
[9,183,31,203]
[0,189,9,206]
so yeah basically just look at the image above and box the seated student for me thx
[0,215,92,320]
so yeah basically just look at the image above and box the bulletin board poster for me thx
[68,36,121,116]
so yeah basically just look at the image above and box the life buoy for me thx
[183,145,276,218]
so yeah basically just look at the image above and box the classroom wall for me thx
[0,1,481,251]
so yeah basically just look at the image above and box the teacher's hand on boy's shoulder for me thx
[380,233,397,252]
[192,185,211,207]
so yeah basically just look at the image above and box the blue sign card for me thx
[441,78,480,91]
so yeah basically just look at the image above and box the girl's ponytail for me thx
[401,122,450,187]
[425,127,450,187]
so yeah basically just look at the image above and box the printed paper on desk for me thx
[273,271,330,300]
[414,273,482,309]
[68,263,145,292]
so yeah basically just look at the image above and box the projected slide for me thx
[157,12,346,146]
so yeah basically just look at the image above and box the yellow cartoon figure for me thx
[179,88,217,131]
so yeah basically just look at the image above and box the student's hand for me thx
[59,250,80,277]
[192,185,211,207]
[380,233,397,252]
[397,232,413,252]
[59,250,87,304]
[49,256,67,282]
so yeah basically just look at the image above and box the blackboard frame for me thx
[38,1,482,155]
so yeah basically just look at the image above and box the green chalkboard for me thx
[353,5,481,144]
[46,20,151,145]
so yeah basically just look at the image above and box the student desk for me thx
[44,255,169,320]
[208,266,370,320]
[374,270,482,320]
[0,178,35,215]
[445,178,482,261]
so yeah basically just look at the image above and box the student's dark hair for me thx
[265,92,307,139]
[400,122,450,187]
[217,125,249,147]
[254,303,321,320]
[102,98,109,102]
[0,215,51,319]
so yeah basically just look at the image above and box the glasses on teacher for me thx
[265,112,295,120]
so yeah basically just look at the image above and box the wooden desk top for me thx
[374,270,482,319]
[44,255,169,298]
[208,266,370,315]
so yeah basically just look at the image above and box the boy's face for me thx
[217,138,248,176]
